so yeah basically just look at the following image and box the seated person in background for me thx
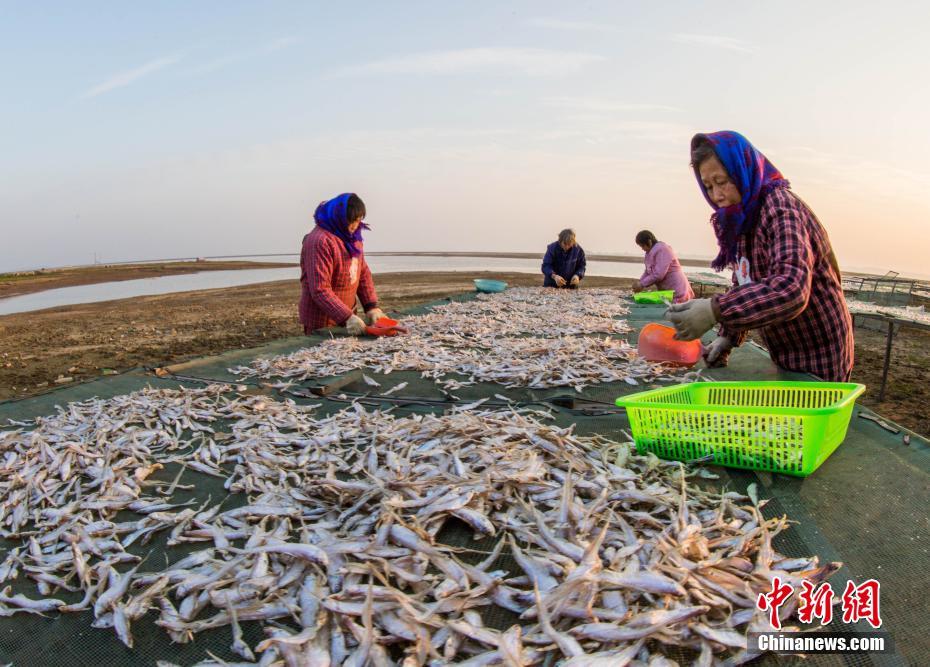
[633,230,694,303]
[542,228,586,288]
[298,193,386,336]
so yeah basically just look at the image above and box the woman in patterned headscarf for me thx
[666,131,853,381]
[298,193,385,335]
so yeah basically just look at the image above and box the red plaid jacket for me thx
[298,226,378,333]
[715,188,854,382]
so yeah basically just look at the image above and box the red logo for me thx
[756,576,794,629]
[842,579,882,629]
[757,578,882,629]
[798,581,834,625]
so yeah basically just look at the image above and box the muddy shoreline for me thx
[0,260,297,299]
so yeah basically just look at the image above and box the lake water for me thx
[0,255,656,316]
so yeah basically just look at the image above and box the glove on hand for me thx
[665,298,717,341]
[345,314,367,336]
[365,308,386,325]
[703,335,733,367]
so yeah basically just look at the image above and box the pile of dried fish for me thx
[412,288,633,338]
[0,385,836,665]
[233,287,676,391]
[237,334,665,392]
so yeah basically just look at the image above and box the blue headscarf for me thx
[314,193,369,257]
[691,131,789,271]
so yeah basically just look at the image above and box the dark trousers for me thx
[543,276,579,289]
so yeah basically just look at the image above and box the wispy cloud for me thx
[331,47,606,78]
[186,54,242,77]
[80,55,181,99]
[670,33,755,53]
[527,17,624,34]
[185,36,299,76]
[543,96,681,114]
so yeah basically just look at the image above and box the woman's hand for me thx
[666,298,718,340]
[703,335,732,367]
[570,275,580,286]
[631,280,644,293]
[344,314,367,336]
[365,308,386,325]
[552,273,567,287]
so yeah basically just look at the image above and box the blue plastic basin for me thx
[473,279,508,293]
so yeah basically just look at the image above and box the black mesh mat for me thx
[0,292,924,665]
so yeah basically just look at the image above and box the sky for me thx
[2,1,930,276]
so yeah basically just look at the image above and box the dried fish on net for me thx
[236,334,667,392]
[0,385,837,664]
[232,287,676,390]
[412,288,633,338]
[846,298,930,326]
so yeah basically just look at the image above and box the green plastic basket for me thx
[614,381,866,476]
[633,290,675,304]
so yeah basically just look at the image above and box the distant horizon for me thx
[4,250,928,283]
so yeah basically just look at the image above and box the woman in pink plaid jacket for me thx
[298,193,385,335]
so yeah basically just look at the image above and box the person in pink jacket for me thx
[633,230,694,303]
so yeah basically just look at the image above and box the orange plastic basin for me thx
[637,323,702,367]
[365,317,408,337]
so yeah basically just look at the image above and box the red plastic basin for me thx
[365,317,407,337]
